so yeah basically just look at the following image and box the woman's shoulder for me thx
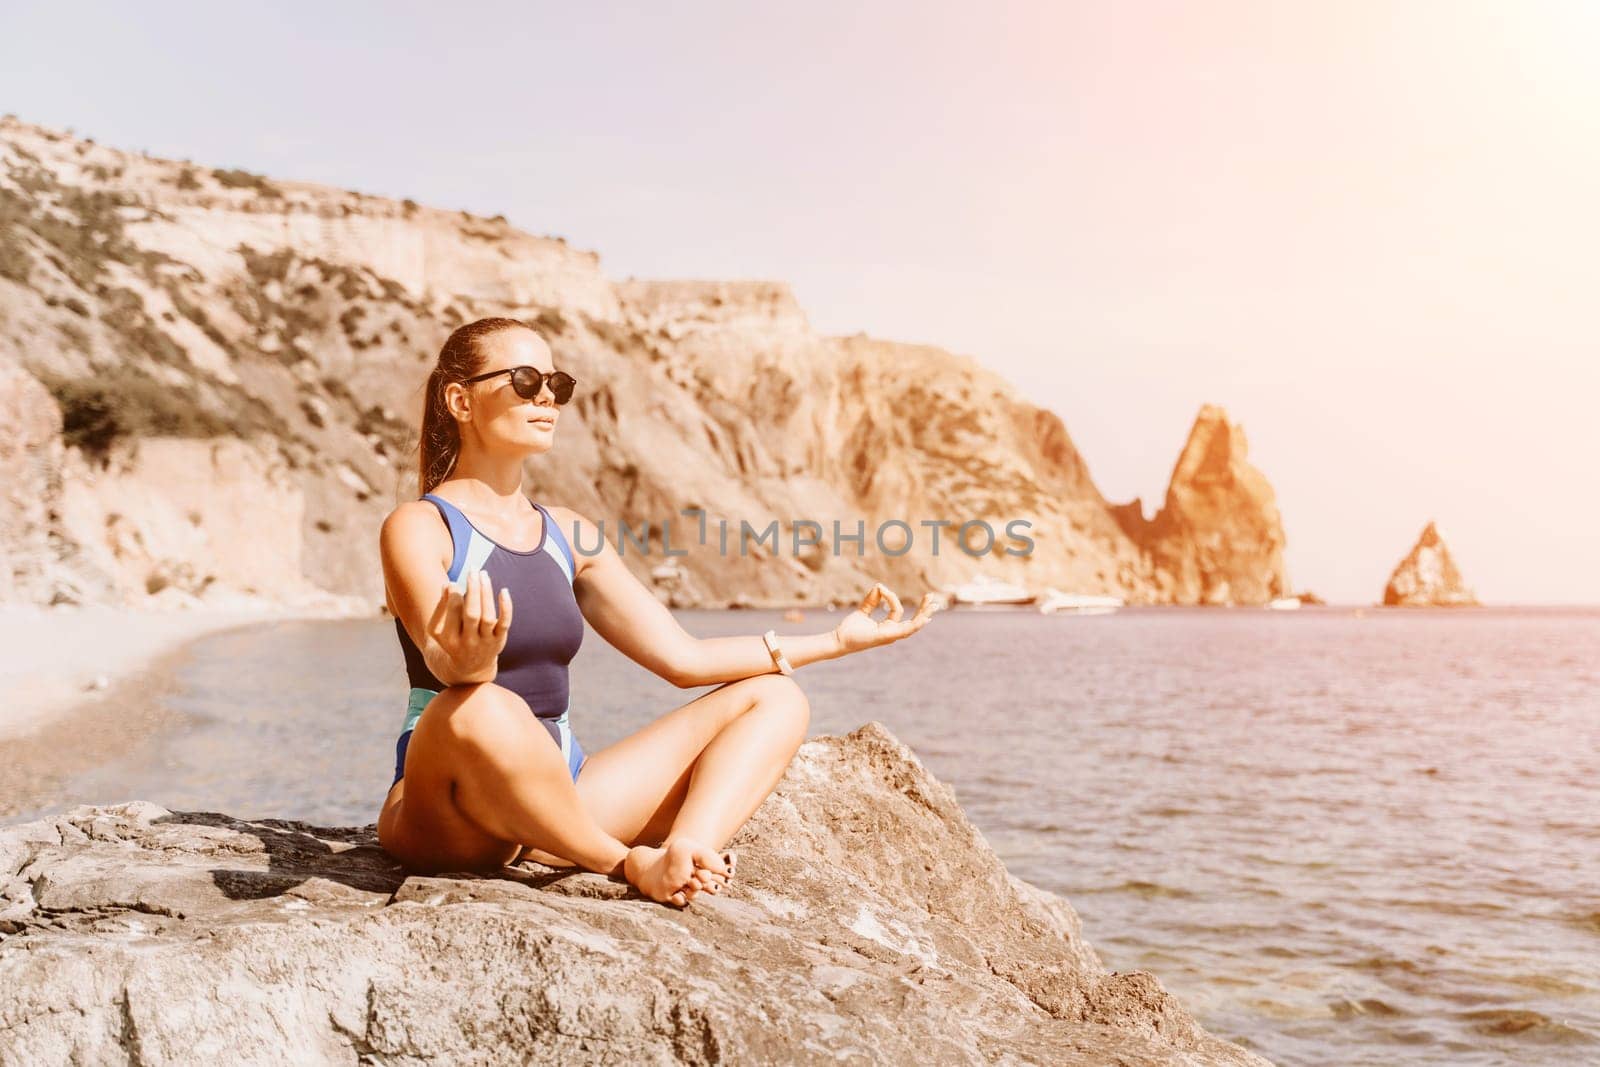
[379,497,450,552]
[541,503,602,543]
[540,502,584,525]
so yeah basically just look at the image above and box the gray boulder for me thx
[0,723,1269,1065]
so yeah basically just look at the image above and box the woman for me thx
[375,317,939,907]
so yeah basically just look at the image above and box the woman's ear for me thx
[444,381,471,422]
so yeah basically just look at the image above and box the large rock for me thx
[0,723,1269,1065]
[1382,521,1479,606]
[1113,405,1289,606]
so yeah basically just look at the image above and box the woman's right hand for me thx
[422,569,513,685]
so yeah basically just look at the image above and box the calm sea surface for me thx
[10,606,1598,1066]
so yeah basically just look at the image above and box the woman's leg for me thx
[521,673,810,863]
[380,682,630,875]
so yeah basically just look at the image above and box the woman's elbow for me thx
[657,638,703,689]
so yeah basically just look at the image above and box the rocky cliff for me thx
[0,116,1289,611]
[1111,405,1289,606]
[1382,521,1479,607]
[0,722,1268,1065]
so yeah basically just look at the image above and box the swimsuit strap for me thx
[421,493,471,580]
[532,501,576,584]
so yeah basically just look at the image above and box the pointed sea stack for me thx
[1382,521,1480,606]
[1113,404,1290,605]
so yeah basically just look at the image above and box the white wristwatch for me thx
[762,629,794,676]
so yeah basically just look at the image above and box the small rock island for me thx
[1382,521,1480,607]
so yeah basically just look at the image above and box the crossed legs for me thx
[523,672,812,864]
[376,673,811,900]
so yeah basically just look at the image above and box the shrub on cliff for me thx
[212,167,282,198]
[38,370,232,461]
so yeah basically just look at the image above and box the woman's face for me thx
[446,328,561,458]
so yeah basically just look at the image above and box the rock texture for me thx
[0,723,1269,1066]
[1382,521,1479,607]
[0,115,1288,611]
[0,360,65,602]
[1112,405,1289,606]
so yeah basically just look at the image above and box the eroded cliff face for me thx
[0,116,1287,610]
[1382,521,1479,607]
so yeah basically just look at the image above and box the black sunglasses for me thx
[460,366,577,404]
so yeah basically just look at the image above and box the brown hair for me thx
[417,317,534,496]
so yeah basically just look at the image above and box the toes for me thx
[685,843,730,877]
[691,869,726,892]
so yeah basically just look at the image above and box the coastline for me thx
[0,604,364,822]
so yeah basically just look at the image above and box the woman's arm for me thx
[381,502,511,686]
[552,507,939,689]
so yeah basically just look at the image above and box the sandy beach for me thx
[0,604,361,820]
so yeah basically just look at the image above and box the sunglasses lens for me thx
[510,367,541,399]
[506,368,576,404]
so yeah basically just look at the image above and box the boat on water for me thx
[946,573,1034,607]
[1035,588,1124,616]
[1266,596,1302,611]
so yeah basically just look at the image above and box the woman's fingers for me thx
[879,582,904,621]
[463,568,482,631]
[427,578,452,638]
[857,583,880,615]
[877,592,938,644]
[476,571,497,635]
[440,578,465,638]
[492,588,513,642]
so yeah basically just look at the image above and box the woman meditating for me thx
[376,317,939,906]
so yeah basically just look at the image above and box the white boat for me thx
[1267,596,1301,611]
[947,573,1034,606]
[1036,588,1124,615]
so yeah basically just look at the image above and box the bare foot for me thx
[672,838,732,908]
[623,840,733,907]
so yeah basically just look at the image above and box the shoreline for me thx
[0,604,364,822]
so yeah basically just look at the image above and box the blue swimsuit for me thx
[392,494,587,786]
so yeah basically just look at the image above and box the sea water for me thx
[14,606,1598,1066]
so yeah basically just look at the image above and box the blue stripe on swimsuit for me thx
[391,494,587,786]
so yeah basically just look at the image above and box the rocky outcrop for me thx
[0,723,1268,1065]
[1382,521,1479,607]
[1112,405,1289,606]
[0,361,65,602]
[0,116,1289,611]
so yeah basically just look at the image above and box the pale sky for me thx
[4,1,1597,603]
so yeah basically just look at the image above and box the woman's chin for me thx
[521,434,556,455]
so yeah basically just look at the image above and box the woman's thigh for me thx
[573,675,789,846]
[377,684,540,873]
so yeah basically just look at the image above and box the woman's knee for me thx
[435,684,541,751]
[746,673,810,726]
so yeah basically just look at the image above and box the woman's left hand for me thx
[832,581,940,655]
